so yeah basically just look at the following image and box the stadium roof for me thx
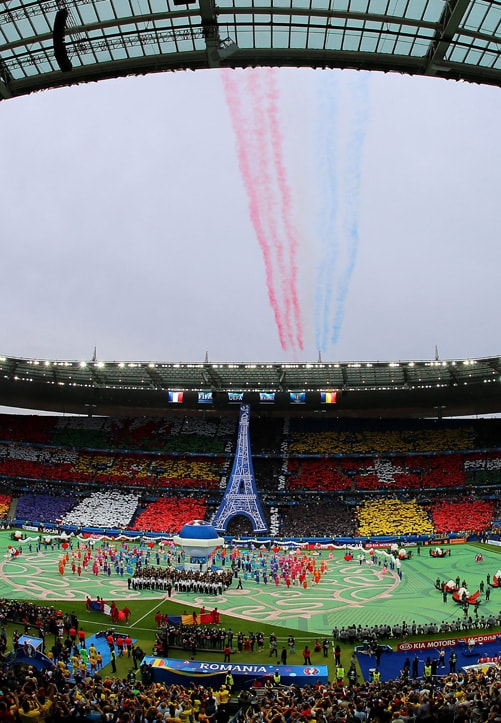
[1,352,501,417]
[1,0,501,100]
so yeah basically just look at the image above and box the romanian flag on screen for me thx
[168,391,184,403]
[321,391,337,404]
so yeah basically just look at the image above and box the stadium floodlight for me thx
[219,39,238,60]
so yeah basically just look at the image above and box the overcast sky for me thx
[1,67,500,369]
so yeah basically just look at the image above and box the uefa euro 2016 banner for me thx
[141,657,328,689]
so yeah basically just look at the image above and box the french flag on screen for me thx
[169,391,184,403]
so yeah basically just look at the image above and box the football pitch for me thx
[1,532,500,636]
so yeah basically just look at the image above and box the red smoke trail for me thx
[266,68,304,350]
[247,70,296,351]
[223,68,304,352]
[222,70,289,349]
[252,70,293,350]
[247,71,294,350]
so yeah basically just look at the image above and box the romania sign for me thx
[142,657,328,688]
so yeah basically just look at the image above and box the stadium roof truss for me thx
[0,0,501,100]
[1,353,501,417]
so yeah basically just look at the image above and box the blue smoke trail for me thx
[314,70,340,354]
[330,72,370,346]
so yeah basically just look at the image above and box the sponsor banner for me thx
[362,542,414,550]
[398,639,458,652]
[487,539,501,547]
[461,634,501,644]
[450,538,467,544]
[198,392,213,404]
[397,633,501,652]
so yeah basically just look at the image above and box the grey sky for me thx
[1,68,500,368]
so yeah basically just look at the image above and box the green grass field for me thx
[2,532,500,681]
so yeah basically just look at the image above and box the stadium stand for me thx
[0,413,500,538]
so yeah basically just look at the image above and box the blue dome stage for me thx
[173,520,224,569]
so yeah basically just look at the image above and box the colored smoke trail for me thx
[330,73,370,346]
[314,71,340,354]
[248,70,295,351]
[266,68,304,351]
[223,68,369,355]
[315,72,370,351]
[222,68,303,352]
[222,69,289,349]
